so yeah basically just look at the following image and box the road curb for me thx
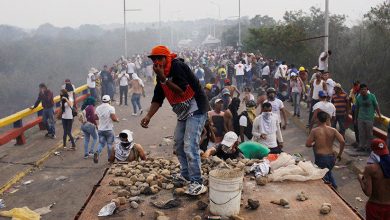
[0,129,81,195]
[285,108,364,175]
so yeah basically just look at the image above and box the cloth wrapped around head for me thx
[148,45,177,76]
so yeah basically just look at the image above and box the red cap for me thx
[224,78,231,84]
[371,138,389,156]
[65,79,71,83]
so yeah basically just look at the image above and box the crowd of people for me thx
[29,45,389,218]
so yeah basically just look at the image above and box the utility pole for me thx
[159,0,162,44]
[238,0,242,50]
[123,0,141,58]
[210,1,220,38]
[324,0,329,70]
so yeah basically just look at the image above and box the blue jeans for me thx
[42,108,55,135]
[236,75,243,91]
[131,93,142,114]
[174,113,207,183]
[314,153,337,189]
[292,92,301,115]
[81,123,97,156]
[332,115,346,135]
[97,130,115,158]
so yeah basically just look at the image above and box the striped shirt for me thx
[332,92,348,116]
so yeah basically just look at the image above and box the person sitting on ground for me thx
[202,131,243,160]
[306,111,345,189]
[359,138,390,220]
[252,102,284,154]
[109,130,146,163]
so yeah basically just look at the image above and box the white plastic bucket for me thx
[209,169,244,217]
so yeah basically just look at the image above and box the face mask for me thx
[121,141,132,150]
[263,112,272,120]
[222,145,234,154]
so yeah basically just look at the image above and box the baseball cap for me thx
[318,90,328,98]
[119,130,133,142]
[371,138,389,156]
[222,88,230,95]
[224,78,231,84]
[299,66,305,71]
[102,95,111,102]
[290,72,297,77]
[215,98,223,104]
[246,100,256,108]
[205,83,212,90]
[221,132,238,148]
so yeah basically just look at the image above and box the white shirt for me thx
[312,101,336,117]
[318,52,328,71]
[87,73,96,88]
[62,102,73,119]
[252,113,283,148]
[312,80,325,100]
[266,98,284,121]
[325,78,336,98]
[96,103,116,131]
[239,115,250,141]
[127,62,136,74]
[275,64,288,79]
[234,63,245,76]
[262,65,270,76]
[118,72,130,86]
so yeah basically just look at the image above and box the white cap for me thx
[290,72,297,77]
[119,129,133,142]
[215,98,223,104]
[221,131,238,148]
[102,95,111,102]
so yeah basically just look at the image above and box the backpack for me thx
[78,109,87,124]
[238,111,253,139]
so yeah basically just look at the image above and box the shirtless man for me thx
[359,138,390,220]
[109,130,146,163]
[306,111,345,189]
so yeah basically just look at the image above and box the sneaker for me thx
[49,134,56,139]
[132,113,137,116]
[185,182,207,196]
[172,174,190,186]
[84,155,89,159]
[88,152,94,156]
[139,109,143,115]
[93,152,99,163]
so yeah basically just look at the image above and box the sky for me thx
[0,0,385,29]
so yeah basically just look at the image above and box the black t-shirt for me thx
[215,144,241,160]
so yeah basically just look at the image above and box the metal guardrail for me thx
[0,84,90,146]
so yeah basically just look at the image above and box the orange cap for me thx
[148,45,171,58]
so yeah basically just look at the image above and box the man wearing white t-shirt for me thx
[265,87,287,129]
[310,91,336,129]
[318,50,332,72]
[274,61,288,91]
[234,61,245,91]
[87,68,97,99]
[322,72,336,99]
[94,95,119,163]
[127,60,136,74]
[117,70,130,106]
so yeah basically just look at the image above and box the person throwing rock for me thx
[140,45,209,196]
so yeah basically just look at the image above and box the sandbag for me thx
[269,161,329,182]
[269,152,295,171]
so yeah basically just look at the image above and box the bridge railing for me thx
[0,84,90,146]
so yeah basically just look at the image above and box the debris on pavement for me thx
[296,191,309,201]
[0,199,5,209]
[151,198,181,209]
[355,197,363,202]
[130,201,139,209]
[245,199,260,210]
[54,151,61,156]
[155,210,170,220]
[320,203,332,214]
[98,202,117,217]
[192,215,202,220]
[22,180,34,185]
[271,198,290,208]
[231,214,245,220]
[0,207,40,220]
[196,200,208,210]
[33,203,55,216]
[55,176,68,181]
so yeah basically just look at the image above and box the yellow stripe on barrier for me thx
[0,84,89,128]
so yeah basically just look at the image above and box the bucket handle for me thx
[209,183,243,206]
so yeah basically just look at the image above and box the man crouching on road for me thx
[359,138,390,220]
[140,45,209,196]
[306,111,345,189]
[109,130,146,163]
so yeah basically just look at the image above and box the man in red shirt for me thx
[331,83,350,138]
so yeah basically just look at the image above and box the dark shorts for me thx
[366,201,390,220]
